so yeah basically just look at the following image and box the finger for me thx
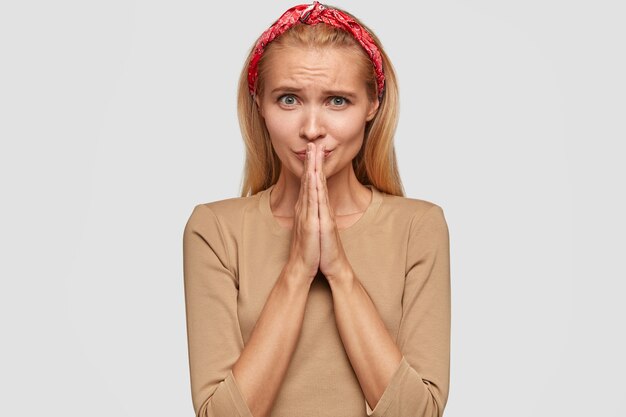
[317,144,329,227]
[299,144,306,190]
[318,144,325,185]
[322,145,333,220]
[298,149,306,221]
[307,143,316,221]
[297,143,309,212]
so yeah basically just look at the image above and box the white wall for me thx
[1,1,623,415]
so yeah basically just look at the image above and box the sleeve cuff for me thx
[365,356,410,416]
[223,369,255,417]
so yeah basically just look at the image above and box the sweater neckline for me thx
[258,183,382,239]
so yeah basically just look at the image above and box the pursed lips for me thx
[294,149,333,156]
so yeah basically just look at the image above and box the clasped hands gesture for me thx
[288,143,353,286]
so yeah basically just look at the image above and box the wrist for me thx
[281,261,315,290]
[326,266,355,292]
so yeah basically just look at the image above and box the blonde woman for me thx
[183,2,451,416]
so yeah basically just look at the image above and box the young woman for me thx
[183,2,451,416]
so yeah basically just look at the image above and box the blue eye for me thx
[331,96,349,106]
[278,94,297,105]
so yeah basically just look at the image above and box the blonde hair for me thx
[237,5,404,197]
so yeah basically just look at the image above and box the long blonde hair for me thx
[237,5,404,197]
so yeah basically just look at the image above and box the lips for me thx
[294,149,334,160]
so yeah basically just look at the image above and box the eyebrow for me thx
[270,86,358,99]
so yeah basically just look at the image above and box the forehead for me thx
[263,46,364,92]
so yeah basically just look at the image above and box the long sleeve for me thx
[183,204,254,417]
[365,204,451,417]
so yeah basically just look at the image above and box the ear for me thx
[254,94,263,118]
[365,97,380,122]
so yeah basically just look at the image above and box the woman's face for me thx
[255,46,379,181]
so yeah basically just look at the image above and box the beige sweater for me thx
[183,183,451,417]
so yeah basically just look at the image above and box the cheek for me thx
[264,111,297,141]
[330,113,368,142]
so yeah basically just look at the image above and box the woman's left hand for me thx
[314,143,354,284]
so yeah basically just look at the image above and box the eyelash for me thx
[277,94,351,107]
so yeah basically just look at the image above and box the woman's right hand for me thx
[286,143,321,283]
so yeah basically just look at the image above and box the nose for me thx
[299,107,326,141]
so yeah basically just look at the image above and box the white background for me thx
[1,0,624,415]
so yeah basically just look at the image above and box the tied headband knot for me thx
[248,1,385,100]
[299,1,323,23]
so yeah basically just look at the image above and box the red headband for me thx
[247,1,385,100]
